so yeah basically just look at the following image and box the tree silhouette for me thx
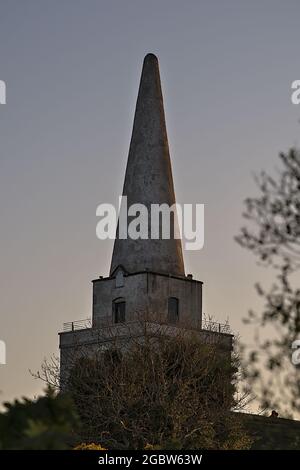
[236,148,300,416]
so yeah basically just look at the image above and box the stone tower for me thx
[59,54,232,383]
[91,53,202,328]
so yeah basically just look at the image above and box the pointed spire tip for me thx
[144,53,159,64]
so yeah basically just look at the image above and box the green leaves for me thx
[0,387,79,450]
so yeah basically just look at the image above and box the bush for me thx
[0,387,79,450]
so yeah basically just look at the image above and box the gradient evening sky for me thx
[1,0,300,404]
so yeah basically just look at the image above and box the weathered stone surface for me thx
[110,54,185,276]
[59,55,234,389]
[92,271,202,328]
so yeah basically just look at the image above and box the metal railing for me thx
[201,319,231,334]
[62,317,231,334]
[63,318,91,332]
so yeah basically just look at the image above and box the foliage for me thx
[0,387,79,449]
[62,326,252,450]
[237,148,300,269]
[74,442,107,450]
[236,148,300,416]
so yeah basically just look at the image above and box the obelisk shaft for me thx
[110,54,185,277]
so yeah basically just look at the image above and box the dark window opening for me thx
[113,300,126,323]
[168,297,179,324]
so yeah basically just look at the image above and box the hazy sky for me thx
[1,0,300,404]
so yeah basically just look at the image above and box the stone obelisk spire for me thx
[110,54,185,277]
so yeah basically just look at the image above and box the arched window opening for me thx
[113,298,126,323]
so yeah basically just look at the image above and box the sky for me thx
[0,0,300,404]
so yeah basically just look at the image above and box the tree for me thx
[0,387,79,449]
[37,322,252,449]
[236,148,300,416]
